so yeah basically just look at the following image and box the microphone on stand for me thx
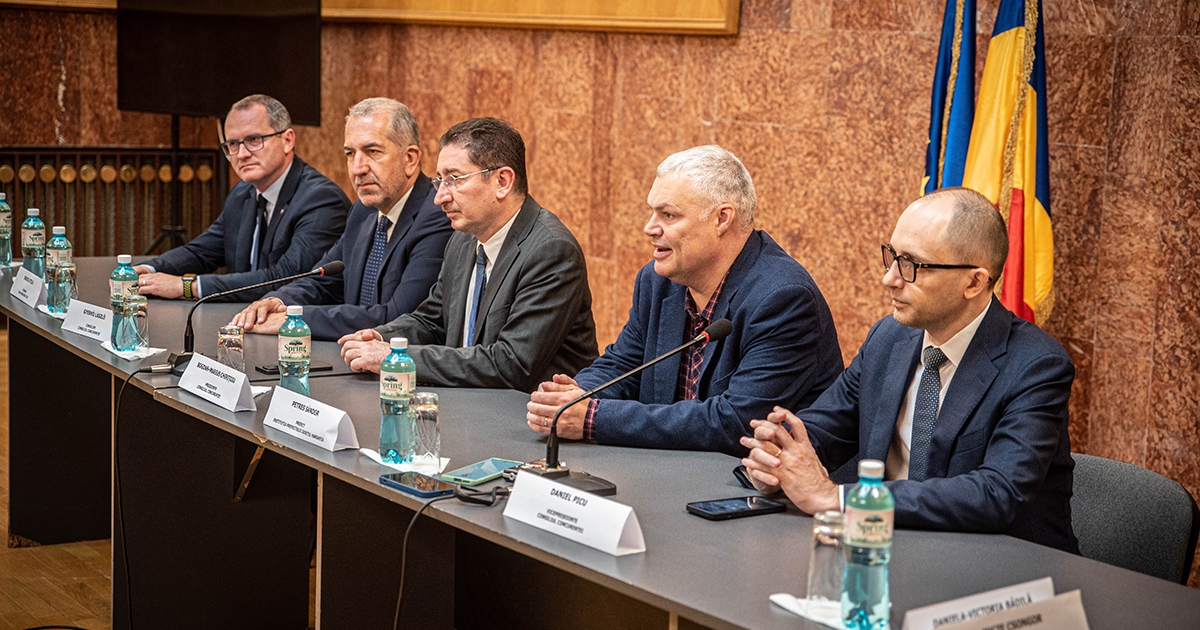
[168,261,345,375]
[522,318,734,496]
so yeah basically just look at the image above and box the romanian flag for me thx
[962,0,1053,324]
[923,0,976,193]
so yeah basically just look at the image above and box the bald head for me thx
[920,187,1009,285]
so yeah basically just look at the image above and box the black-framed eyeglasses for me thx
[430,168,495,190]
[882,244,989,284]
[220,130,287,157]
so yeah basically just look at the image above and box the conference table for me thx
[4,258,1200,630]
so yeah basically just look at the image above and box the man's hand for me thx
[136,272,184,299]
[231,298,288,333]
[739,406,840,514]
[526,374,587,439]
[133,265,152,274]
[338,329,388,373]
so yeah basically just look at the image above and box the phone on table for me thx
[380,471,456,498]
[255,360,334,375]
[686,496,786,521]
[441,458,524,486]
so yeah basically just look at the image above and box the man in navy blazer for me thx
[232,98,452,340]
[136,95,349,301]
[742,188,1079,552]
[525,145,843,456]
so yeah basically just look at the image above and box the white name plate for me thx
[10,266,45,309]
[62,299,112,341]
[179,353,256,412]
[939,590,1089,630]
[503,472,645,557]
[903,577,1055,630]
[264,386,359,452]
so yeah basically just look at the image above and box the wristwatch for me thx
[182,274,197,300]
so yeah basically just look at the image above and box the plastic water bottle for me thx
[842,459,893,630]
[278,305,311,397]
[379,338,417,464]
[46,227,74,313]
[20,208,46,280]
[0,193,13,268]
[110,255,139,349]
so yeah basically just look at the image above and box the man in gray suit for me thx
[338,117,598,393]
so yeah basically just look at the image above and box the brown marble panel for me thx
[1107,36,1174,177]
[1183,0,1200,35]
[466,69,514,119]
[1045,33,1115,147]
[1093,172,1167,346]
[716,30,830,130]
[2,10,69,145]
[1041,144,1105,342]
[791,0,832,30]
[529,110,593,253]
[829,310,878,367]
[534,31,596,114]
[1115,0,1183,35]
[589,34,617,261]
[585,255,621,349]
[613,34,687,100]
[1043,0,1120,36]
[1055,335,1093,454]
[1087,338,1152,466]
[826,30,938,142]
[742,0,793,31]
[830,0,943,32]
[404,91,453,178]
[1171,37,1200,142]
[681,36,722,125]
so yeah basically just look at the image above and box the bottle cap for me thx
[0,193,6,200]
[858,459,884,479]
[390,337,408,349]
[117,254,132,264]
[27,208,39,216]
[52,226,65,235]
[287,305,303,316]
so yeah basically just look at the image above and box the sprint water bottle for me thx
[0,193,12,268]
[110,255,139,349]
[46,227,74,313]
[20,208,46,279]
[379,338,417,464]
[842,459,893,630]
[278,305,311,397]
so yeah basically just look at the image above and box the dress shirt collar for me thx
[379,183,415,229]
[921,300,992,368]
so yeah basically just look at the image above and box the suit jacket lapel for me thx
[698,231,763,385]
[868,328,923,461]
[258,157,306,266]
[235,192,258,272]
[379,173,431,271]
[444,235,475,348]
[472,196,539,344]
[654,287,688,401]
[344,205,377,305]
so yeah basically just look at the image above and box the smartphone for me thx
[380,471,456,498]
[255,360,333,375]
[686,496,786,521]
[441,458,525,486]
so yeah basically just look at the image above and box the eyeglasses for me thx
[431,168,495,190]
[220,130,287,157]
[882,244,989,284]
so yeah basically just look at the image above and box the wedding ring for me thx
[774,447,783,458]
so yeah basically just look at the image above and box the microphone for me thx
[524,317,733,496]
[168,261,345,375]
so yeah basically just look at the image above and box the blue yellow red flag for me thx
[923,0,976,194]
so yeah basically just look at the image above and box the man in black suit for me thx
[231,98,453,339]
[137,94,349,301]
[338,117,598,392]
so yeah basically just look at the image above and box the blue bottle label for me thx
[845,507,893,548]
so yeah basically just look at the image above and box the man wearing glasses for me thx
[231,98,453,339]
[741,187,1079,552]
[337,117,598,392]
[137,94,350,301]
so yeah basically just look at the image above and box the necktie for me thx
[250,194,268,271]
[467,244,487,344]
[907,346,949,482]
[359,215,392,306]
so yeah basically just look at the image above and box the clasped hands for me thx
[740,406,841,515]
[525,374,588,439]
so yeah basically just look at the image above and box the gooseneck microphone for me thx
[525,317,733,496]
[169,261,345,375]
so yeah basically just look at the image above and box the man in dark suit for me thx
[231,98,453,340]
[338,117,598,392]
[741,187,1079,552]
[136,94,349,301]
[524,145,844,456]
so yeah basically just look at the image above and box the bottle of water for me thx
[379,338,417,464]
[0,193,13,268]
[278,305,311,397]
[20,208,46,280]
[110,255,139,349]
[842,459,893,630]
[46,227,74,313]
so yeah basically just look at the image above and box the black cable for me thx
[114,366,160,630]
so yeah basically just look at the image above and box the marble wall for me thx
[2,1,1198,585]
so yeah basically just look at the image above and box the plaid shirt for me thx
[582,278,726,441]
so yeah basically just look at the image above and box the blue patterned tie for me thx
[358,215,391,306]
[466,244,487,344]
[907,346,948,482]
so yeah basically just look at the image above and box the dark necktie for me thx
[358,215,391,306]
[907,346,949,482]
[467,244,487,344]
[250,194,268,271]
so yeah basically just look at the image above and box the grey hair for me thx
[346,98,420,148]
[656,145,756,230]
[928,187,1009,284]
[229,94,291,132]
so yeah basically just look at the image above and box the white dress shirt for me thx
[460,210,520,347]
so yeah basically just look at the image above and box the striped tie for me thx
[358,215,391,306]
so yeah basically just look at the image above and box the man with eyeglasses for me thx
[230,98,453,339]
[337,117,598,392]
[137,94,349,301]
[741,187,1079,552]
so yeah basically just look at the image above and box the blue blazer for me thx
[577,230,844,456]
[267,173,453,340]
[142,156,350,301]
[802,297,1079,553]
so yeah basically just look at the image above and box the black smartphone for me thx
[686,496,786,521]
[379,471,456,498]
[255,360,334,375]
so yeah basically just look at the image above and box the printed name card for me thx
[62,299,112,341]
[263,386,359,452]
[504,472,645,556]
[902,577,1055,630]
[10,267,45,308]
[178,353,256,412]
[939,590,1089,630]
